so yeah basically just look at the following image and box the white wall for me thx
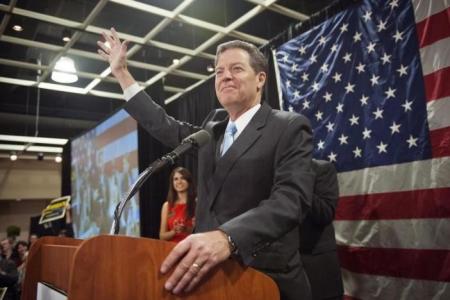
[0,158,62,240]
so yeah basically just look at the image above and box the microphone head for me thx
[183,130,211,147]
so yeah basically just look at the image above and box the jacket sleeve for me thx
[124,90,201,148]
[219,114,314,266]
[309,161,339,226]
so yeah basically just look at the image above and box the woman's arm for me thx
[159,202,176,241]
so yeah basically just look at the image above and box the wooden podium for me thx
[21,235,279,299]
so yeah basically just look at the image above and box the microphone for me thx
[110,129,211,235]
[162,129,211,164]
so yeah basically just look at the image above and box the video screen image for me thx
[71,109,140,238]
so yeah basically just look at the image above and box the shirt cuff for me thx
[123,82,142,101]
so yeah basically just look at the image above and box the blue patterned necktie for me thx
[221,122,237,156]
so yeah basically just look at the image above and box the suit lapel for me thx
[207,104,272,210]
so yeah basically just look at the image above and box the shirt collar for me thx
[228,103,261,139]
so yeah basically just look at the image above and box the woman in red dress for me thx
[159,167,196,243]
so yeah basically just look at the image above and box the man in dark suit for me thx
[300,160,344,300]
[98,28,314,300]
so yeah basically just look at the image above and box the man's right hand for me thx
[97,28,136,91]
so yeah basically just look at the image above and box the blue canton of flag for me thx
[276,0,432,172]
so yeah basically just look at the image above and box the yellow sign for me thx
[39,196,71,224]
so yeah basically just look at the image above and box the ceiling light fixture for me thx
[62,29,72,42]
[207,65,214,72]
[172,59,180,65]
[51,56,78,83]
[10,152,18,161]
[55,154,62,163]
[12,25,23,32]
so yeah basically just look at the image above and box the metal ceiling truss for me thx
[0,0,309,104]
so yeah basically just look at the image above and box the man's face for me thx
[1,239,10,253]
[215,48,266,112]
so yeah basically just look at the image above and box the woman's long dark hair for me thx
[166,167,196,219]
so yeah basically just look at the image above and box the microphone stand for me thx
[109,153,178,235]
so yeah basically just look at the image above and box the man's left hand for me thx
[160,230,231,294]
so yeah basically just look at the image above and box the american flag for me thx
[275,0,450,298]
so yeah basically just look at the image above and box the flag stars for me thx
[326,122,335,132]
[389,0,399,10]
[381,53,392,65]
[343,52,352,63]
[310,54,318,64]
[397,64,408,77]
[373,108,384,119]
[320,63,329,73]
[353,146,362,158]
[338,134,349,145]
[360,94,369,106]
[385,87,396,99]
[328,152,337,162]
[402,99,413,112]
[312,81,320,92]
[285,80,291,88]
[340,23,349,33]
[317,140,325,150]
[291,63,299,72]
[282,54,289,63]
[390,121,401,134]
[356,62,366,73]
[362,10,372,22]
[303,99,311,110]
[345,82,355,94]
[301,72,309,82]
[362,127,372,139]
[366,42,376,53]
[406,135,418,148]
[315,110,324,121]
[349,114,359,125]
[332,72,342,83]
[376,141,388,153]
[393,30,404,42]
[293,90,300,99]
[331,44,339,52]
[377,19,388,32]
[323,91,333,102]
[319,36,328,45]
[336,103,344,113]
[298,46,307,55]
[353,32,362,42]
[370,74,380,86]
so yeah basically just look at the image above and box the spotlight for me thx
[51,56,78,83]
[55,154,62,163]
[10,152,18,161]
[207,65,214,73]
[172,58,180,65]
[37,152,44,161]
[62,29,72,42]
[12,25,23,32]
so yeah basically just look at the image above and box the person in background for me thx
[0,256,18,300]
[160,167,196,243]
[27,234,39,250]
[299,159,344,300]
[0,239,19,267]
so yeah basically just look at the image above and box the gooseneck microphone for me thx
[110,130,211,235]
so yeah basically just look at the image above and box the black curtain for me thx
[165,78,220,180]
[61,142,71,196]
[138,81,173,238]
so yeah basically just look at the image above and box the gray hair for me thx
[215,40,268,74]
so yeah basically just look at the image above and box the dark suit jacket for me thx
[125,91,315,300]
[299,159,343,300]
